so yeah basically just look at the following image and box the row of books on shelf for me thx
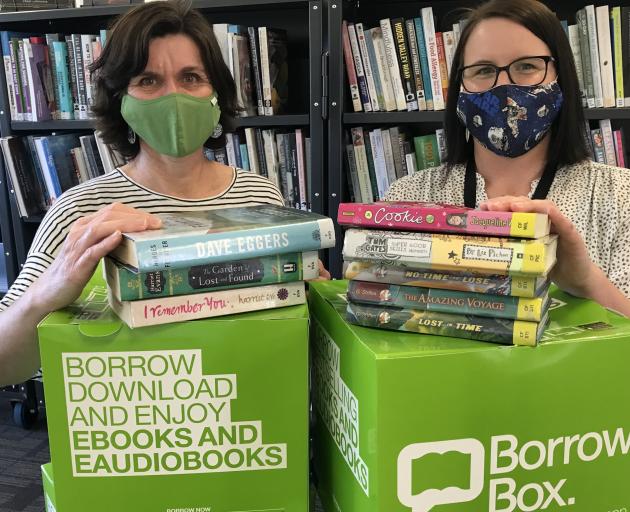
[346,125,446,203]
[338,201,556,345]
[0,30,109,122]
[0,0,138,11]
[213,24,288,117]
[0,22,288,122]
[589,118,627,166]
[0,131,122,217]
[344,5,630,113]
[205,127,311,211]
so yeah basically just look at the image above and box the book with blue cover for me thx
[110,205,336,273]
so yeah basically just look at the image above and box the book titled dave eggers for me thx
[109,205,335,273]
[337,201,551,238]
[108,281,305,328]
[343,229,558,276]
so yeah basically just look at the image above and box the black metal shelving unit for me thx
[325,0,630,278]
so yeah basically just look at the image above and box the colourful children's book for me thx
[347,280,549,321]
[337,201,551,238]
[342,229,558,276]
[109,205,335,273]
[346,300,549,346]
[105,251,319,301]
[109,280,306,328]
[343,260,550,298]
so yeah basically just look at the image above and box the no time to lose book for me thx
[109,205,335,273]
[342,229,558,276]
[338,201,551,238]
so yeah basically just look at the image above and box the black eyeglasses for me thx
[460,56,556,93]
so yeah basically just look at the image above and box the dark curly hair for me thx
[89,0,238,158]
[444,0,590,167]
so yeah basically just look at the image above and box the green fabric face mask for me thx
[121,92,222,158]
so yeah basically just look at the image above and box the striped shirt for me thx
[0,167,284,312]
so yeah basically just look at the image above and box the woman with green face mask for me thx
[0,0,330,387]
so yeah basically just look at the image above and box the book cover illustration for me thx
[337,201,551,238]
[342,228,558,276]
[346,301,548,346]
[110,205,335,273]
[343,260,549,298]
[109,280,306,328]
[347,280,549,321]
[266,28,288,115]
[105,251,318,301]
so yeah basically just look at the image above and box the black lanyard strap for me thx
[463,158,558,208]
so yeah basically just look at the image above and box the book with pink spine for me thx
[337,201,551,238]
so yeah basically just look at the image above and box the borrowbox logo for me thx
[398,428,630,512]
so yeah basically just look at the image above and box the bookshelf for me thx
[0,0,325,284]
[325,0,630,277]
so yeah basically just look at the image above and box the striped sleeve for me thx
[0,167,286,312]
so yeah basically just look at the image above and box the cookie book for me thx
[108,281,306,328]
[337,201,551,238]
[346,301,549,346]
[342,229,558,276]
[109,205,335,273]
[343,260,550,298]
[347,280,549,321]
[105,251,319,301]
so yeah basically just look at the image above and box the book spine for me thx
[623,7,630,106]
[435,32,449,102]
[112,281,306,328]
[405,152,417,175]
[343,260,547,298]
[350,126,374,203]
[613,129,626,167]
[36,138,62,198]
[257,27,273,116]
[591,128,606,163]
[347,280,546,321]
[612,7,625,107]
[64,35,79,119]
[287,132,299,209]
[586,5,604,108]
[225,133,237,167]
[371,27,397,111]
[254,128,268,178]
[239,143,250,171]
[244,127,260,174]
[295,128,307,210]
[435,128,447,163]
[421,7,444,110]
[405,19,426,111]
[347,23,372,112]
[379,128,398,185]
[397,130,409,175]
[129,218,335,273]
[26,41,52,121]
[262,128,280,187]
[380,18,407,111]
[391,18,418,111]
[568,24,587,107]
[275,132,290,203]
[81,34,94,115]
[342,20,362,112]
[363,28,385,111]
[577,10,596,109]
[71,34,88,120]
[413,135,427,170]
[9,39,24,121]
[388,126,405,179]
[595,5,615,107]
[247,26,264,116]
[414,17,434,110]
[345,301,541,346]
[356,23,380,112]
[345,143,362,202]
[362,128,380,200]
[17,39,32,121]
[442,30,455,77]
[107,251,318,301]
[337,203,544,237]
[0,32,17,120]
[368,128,389,199]
[44,34,59,120]
[342,228,554,275]
[599,119,617,165]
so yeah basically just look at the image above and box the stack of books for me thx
[104,204,335,328]
[338,201,558,346]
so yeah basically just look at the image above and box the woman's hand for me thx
[479,196,597,298]
[27,203,162,315]
[307,259,331,282]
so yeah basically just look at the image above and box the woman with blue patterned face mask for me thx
[385,0,630,317]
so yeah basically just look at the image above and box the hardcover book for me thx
[343,260,550,298]
[109,205,335,273]
[105,251,319,301]
[109,281,306,328]
[346,300,548,346]
[347,280,549,321]
[342,228,558,276]
[337,201,551,238]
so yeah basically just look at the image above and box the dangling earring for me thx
[210,122,223,139]
[465,128,470,142]
[128,127,136,144]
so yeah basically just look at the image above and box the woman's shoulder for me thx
[384,163,464,201]
[229,168,285,205]
[555,160,630,204]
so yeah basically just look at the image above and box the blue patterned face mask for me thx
[456,81,564,158]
